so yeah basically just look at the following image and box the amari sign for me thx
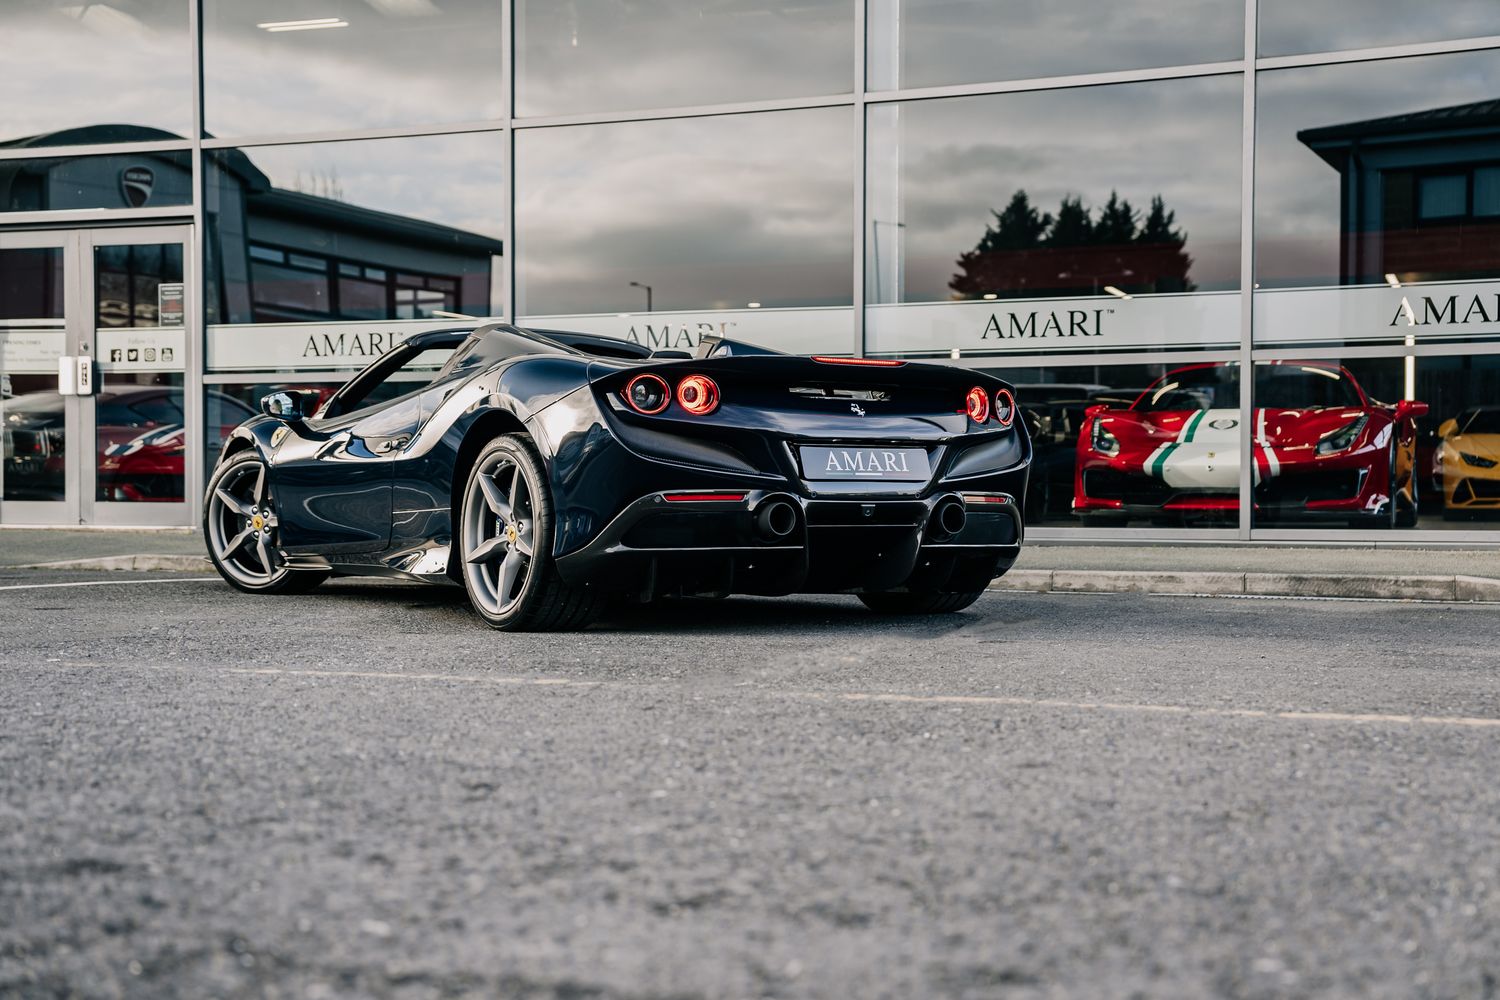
[865,293,1241,355]
[207,320,461,372]
[1255,280,1500,346]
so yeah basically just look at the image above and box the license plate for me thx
[800,445,931,482]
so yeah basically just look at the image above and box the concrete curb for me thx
[8,554,1500,602]
[8,554,210,572]
[993,569,1500,603]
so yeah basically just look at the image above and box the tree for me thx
[948,190,1052,299]
[1134,195,1194,293]
[949,189,1194,299]
[1093,191,1138,247]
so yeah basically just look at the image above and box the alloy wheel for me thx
[463,454,536,616]
[207,460,286,587]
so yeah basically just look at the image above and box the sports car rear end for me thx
[532,354,1030,600]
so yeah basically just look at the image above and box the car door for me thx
[270,336,462,556]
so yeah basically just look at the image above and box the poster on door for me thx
[0,325,66,375]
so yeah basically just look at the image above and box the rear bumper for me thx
[554,489,1022,598]
[1073,451,1394,521]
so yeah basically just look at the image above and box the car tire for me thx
[204,450,329,594]
[459,434,606,632]
[858,590,985,615]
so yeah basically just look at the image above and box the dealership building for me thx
[2,0,1498,544]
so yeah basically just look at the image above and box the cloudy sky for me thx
[873,74,1246,302]
[3,1,1498,320]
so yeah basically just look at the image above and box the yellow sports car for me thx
[1438,407,1500,518]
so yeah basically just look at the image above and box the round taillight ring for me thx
[623,373,670,415]
[965,386,990,424]
[994,387,1016,427]
[676,375,720,416]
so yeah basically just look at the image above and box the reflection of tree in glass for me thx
[950,190,1193,300]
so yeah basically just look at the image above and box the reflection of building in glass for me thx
[0,125,504,324]
[207,147,504,324]
[1299,98,1500,285]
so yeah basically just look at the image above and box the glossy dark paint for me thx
[214,324,1032,599]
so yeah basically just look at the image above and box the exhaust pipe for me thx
[754,497,799,542]
[928,495,967,541]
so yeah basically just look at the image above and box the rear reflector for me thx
[662,492,747,503]
[810,356,905,367]
[961,494,1010,504]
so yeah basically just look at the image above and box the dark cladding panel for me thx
[0,151,192,214]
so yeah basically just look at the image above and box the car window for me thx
[327,345,457,418]
[1463,409,1500,434]
[1137,368,1240,412]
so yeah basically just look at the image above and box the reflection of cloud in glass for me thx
[518,107,854,315]
[0,4,191,142]
[873,75,1244,303]
[1258,0,1500,57]
[1255,50,1500,286]
[516,0,853,117]
[868,0,1242,91]
[203,0,504,137]
[228,133,505,240]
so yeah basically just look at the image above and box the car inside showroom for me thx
[2,0,1498,545]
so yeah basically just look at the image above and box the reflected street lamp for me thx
[629,281,654,313]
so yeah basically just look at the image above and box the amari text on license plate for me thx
[800,445,931,482]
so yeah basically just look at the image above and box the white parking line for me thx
[0,577,219,592]
[219,665,1500,731]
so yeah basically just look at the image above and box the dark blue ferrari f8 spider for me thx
[205,323,1030,630]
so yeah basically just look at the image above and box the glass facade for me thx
[0,0,1497,541]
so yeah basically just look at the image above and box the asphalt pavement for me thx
[3,571,1500,998]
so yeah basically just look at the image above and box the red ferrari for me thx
[1073,361,1427,527]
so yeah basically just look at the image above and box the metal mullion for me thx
[852,0,867,358]
[0,140,193,163]
[865,60,1245,106]
[0,208,194,227]
[1256,34,1500,71]
[502,0,516,324]
[200,119,511,151]
[1237,0,1257,541]
[511,93,856,131]
[1253,341,1500,361]
[878,348,1246,368]
[188,0,206,527]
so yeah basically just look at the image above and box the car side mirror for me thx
[260,390,314,423]
[1395,400,1429,422]
[1438,418,1457,438]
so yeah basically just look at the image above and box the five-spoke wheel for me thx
[459,434,604,631]
[204,451,326,594]
[463,451,537,616]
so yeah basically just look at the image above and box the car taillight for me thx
[994,387,1016,427]
[623,373,670,415]
[965,386,990,424]
[676,375,720,415]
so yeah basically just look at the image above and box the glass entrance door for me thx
[0,226,194,526]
